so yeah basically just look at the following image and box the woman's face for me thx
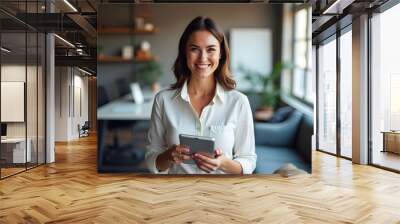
[186,30,221,79]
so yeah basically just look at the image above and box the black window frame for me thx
[314,19,353,161]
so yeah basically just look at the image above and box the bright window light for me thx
[54,34,75,48]
[78,67,92,76]
[63,0,78,12]
[1,47,11,53]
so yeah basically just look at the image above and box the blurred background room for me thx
[97,3,313,174]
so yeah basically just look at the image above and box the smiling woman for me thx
[171,16,235,90]
[186,30,220,79]
[145,16,257,175]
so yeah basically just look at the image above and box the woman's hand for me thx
[156,144,191,171]
[167,144,192,164]
[192,149,227,173]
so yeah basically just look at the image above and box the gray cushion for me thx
[254,111,303,147]
[268,106,294,123]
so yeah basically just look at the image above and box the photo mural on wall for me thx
[97,3,313,175]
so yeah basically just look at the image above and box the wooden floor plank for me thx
[0,135,400,223]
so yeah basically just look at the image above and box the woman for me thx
[145,16,256,174]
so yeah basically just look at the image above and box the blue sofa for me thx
[254,110,313,174]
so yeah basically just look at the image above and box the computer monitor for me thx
[1,123,7,137]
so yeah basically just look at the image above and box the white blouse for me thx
[145,81,257,174]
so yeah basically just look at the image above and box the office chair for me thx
[116,78,131,98]
[78,121,90,138]
[97,86,146,171]
[98,86,110,107]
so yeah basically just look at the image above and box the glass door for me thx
[339,28,352,159]
[0,1,46,179]
[317,36,337,155]
[370,3,400,171]
[1,28,28,177]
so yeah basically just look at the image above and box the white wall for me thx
[1,65,26,141]
[72,73,89,138]
[1,65,39,138]
[55,67,69,141]
[55,67,89,141]
[1,64,46,164]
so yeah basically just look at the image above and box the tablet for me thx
[179,134,215,164]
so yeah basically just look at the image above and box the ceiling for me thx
[1,0,98,73]
[2,0,394,73]
[311,0,390,44]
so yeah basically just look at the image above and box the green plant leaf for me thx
[238,61,290,108]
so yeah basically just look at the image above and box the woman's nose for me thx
[199,50,208,61]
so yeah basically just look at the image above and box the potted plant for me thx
[135,60,163,92]
[239,62,289,121]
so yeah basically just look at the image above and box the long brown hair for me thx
[171,16,236,90]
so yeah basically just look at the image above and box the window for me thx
[0,1,47,179]
[281,5,293,95]
[317,37,337,154]
[315,23,353,159]
[307,45,316,104]
[371,3,400,171]
[339,29,352,158]
[292,7,312,104]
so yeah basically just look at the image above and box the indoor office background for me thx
[370,4,400,171]
[97,3,313,174]
[313,1,400,172]
[0,1,46,179]
[54,66,94,141]
[1,0,100,180]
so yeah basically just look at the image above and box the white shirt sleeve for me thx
[232,96,257,174]
[145,93,170,174]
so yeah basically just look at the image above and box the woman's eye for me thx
[190,48,198,52]
[207,48,216,52]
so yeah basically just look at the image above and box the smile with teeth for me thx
[195,63,210,69]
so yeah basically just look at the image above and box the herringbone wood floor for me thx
[1,135,400,223]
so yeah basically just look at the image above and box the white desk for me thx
[97,99,153,120]
[97,91,155,121]
[1,138,31,163]
[96,91,155,172]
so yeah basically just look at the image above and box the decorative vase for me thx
[151,82,160,93]
[255,106,274,121]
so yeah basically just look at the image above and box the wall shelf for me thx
[97,55,156,63]
[98,27,159,35]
